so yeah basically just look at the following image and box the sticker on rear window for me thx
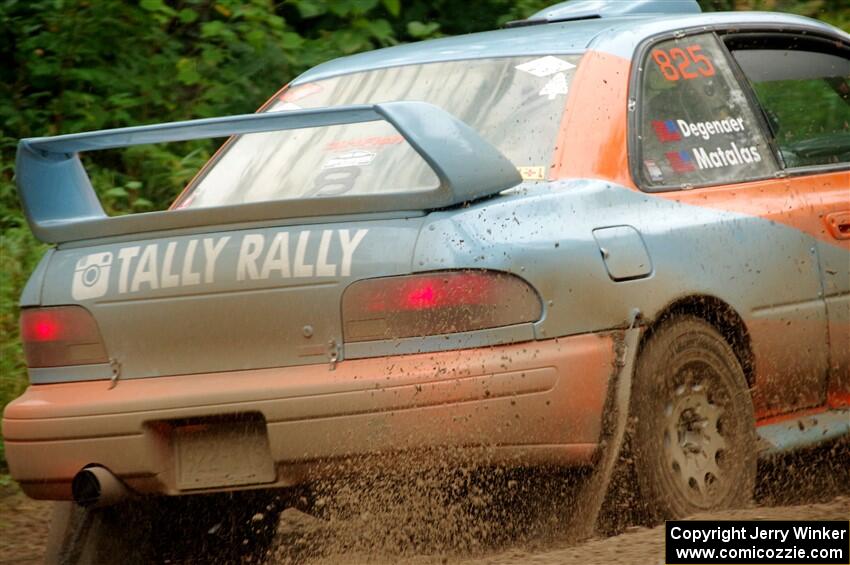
[515,56,575,78]
[321,150,375,170]
[651,120,683,143]
[280,83,323,102]
[639,34,776,188]
[643,159,664,182]
[650,45,716,82]
[326,135,403,152]
[665,150,697,173]
[518,166,546,181]
[539,72,569,100]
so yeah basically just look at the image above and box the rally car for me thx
[4,0,849,560]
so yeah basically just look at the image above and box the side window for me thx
[637,33,777,190]
[730,43,850,169]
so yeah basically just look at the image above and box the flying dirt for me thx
[1,438,847,564]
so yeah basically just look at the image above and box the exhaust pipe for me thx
[71,466,130,508]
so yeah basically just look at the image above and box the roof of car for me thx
[292,11,846,85]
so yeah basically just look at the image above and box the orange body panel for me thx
[554,51,634,187]
[668,172,850,250]
[3,333,617,499]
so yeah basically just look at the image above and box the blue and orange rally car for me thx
[3,0,849,558]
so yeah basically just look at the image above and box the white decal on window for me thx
[539,72,569,100]
[692,143,761,170]
[322,150,376,170]
[515,56,575,77]
[677,117,746,141]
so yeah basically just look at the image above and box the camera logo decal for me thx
[72,252,113,300]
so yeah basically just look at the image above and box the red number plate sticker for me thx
[652,44,716,81]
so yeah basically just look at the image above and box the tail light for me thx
[342,270,542,342]
[20,306,108,368]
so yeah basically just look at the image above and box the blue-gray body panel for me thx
[592,226,653,281]
[292,11,846,86]
[524,0,701,23]
[19,248,53,307]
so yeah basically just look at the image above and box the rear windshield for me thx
[175,55,580,209]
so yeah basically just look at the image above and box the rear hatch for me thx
[16,101,520,381]
[40,217,423,378]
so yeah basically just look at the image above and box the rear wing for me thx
[16,101,521,244]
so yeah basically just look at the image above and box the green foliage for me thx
[0,227,45,466]
[703,0,850,29]
[0,0,847,470]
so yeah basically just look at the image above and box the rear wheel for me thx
[630,316,756,520]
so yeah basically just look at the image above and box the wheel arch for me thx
[641,295,755,388]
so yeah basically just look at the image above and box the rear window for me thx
[175,55,579,209]
[637,33,777,190]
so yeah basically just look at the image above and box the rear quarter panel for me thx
[412,178,829,416]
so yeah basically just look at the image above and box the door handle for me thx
[825,211,850,240]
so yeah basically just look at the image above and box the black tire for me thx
[630,316,756,520]
[45,500,156,565]
[46,491,285,564]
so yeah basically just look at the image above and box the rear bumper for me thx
[2,332,617,500]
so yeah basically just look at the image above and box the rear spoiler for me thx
[16,101,521,244]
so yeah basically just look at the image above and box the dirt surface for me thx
[0,439,847,564]
[458,498,850,565]
[0,481,51,564]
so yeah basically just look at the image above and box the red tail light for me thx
[342,271,542,342]
[20,307,108,368]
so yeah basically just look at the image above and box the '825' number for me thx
[651,45,715,81]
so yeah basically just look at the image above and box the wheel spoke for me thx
[699,442,723,476]
[702,402,724,427]
[703,428,727,455]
